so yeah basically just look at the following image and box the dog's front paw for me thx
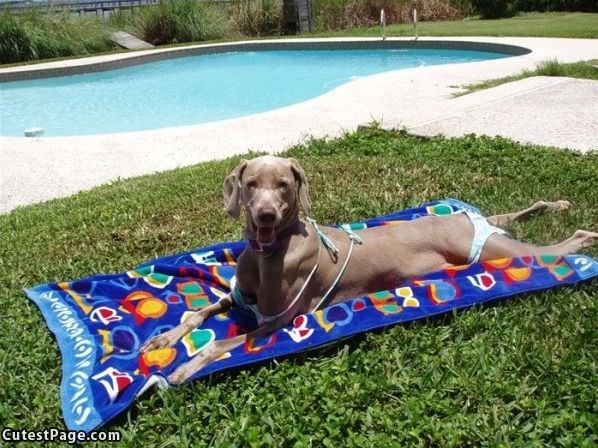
[542,200,572,211]
[140,327,185,353]
[555,200,572,210]
[168,366,193,386]
[167,344,219,385]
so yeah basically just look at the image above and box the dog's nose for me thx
[257,208,277,225]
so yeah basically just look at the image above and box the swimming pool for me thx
[0,48,510,137]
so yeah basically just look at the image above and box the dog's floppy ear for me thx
[223,160,248,219]
[289,158,310,215]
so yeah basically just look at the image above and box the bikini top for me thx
[232,219,363,325]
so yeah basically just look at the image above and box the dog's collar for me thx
[247,220,302,253]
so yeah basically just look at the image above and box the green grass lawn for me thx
[1,129,596,447]
[311,12,598,38]
[457,58,598,96]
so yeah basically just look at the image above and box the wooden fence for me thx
[2,0,233,18]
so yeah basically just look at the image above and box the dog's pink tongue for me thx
[257,227,275,244]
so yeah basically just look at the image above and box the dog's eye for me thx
[277,181,289,190]
[246,181,257,189]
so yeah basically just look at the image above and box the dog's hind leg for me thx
[487,200,571,227]
[480,230,598,261]
[140,294,233,353]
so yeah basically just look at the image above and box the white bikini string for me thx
[259,226,323,323]
[259,218,362,321]
[310,222,363,312]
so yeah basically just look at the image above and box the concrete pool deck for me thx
[1,36,597,213]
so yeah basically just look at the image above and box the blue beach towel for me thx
[25,199,598,432]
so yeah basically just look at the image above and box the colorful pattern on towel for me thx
[24,199,598,432]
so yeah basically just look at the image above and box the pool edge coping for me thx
[0,37,531,83]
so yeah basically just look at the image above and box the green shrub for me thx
[469,0,597,17]
[229,0,283,37]
[449,0,476,15]
[0,10,115,64]
[139,0,225,45]
[470,0,519,18]
[517,0,598,12]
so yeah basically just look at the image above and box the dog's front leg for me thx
[140,294,233,353]
[167,333,248,385]
[167,317,287,385]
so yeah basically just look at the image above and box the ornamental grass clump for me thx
[0,10,115,64]
[139,0,226,45]
[311,0,464,31]
[229,0,283,37]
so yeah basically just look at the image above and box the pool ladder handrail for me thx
[413,8,419,40]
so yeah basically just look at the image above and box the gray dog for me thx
[140,156,596,384]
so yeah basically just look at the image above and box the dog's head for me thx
[223,156,310,246]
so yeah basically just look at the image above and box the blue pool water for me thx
[0,49,508,136]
